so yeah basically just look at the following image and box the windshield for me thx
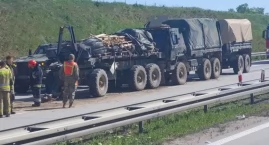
[147,29,170,52]
[34,44,57,54]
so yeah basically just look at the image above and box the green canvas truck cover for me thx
[218,19,252,44]
[163,18,221,51]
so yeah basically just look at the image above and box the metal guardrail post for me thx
[204,105,208,113]
[138,121,144,133]
[250,93,255,104]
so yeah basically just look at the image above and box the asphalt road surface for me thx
[1,60,269,131]
[208,121,269,145]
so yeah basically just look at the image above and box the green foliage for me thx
[0,0,269,57]
[235,3,265,14]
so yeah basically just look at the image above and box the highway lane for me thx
[1,60,269,131]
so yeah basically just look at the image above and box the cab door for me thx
[169,28,186,60]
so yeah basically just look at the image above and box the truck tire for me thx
[198,59,212,80]
[211,58,221,79]
[89,69,108,97]
[172,62,187,85]
[129,65,147,91]
[243,54,251,73]
[233,55,244,74]
[145,63,161,89]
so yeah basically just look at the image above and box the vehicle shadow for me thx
[24,107,63,111]
[14,71,237,102]
[252,60,269,65]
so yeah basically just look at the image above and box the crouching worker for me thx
[59,54,79,108]
[28,60,43,107]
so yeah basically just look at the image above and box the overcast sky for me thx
[99,0,268,12]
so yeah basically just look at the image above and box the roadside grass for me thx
[56,95,269,145]
[0,0,269,57]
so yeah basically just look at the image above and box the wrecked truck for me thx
[14,43,57,93]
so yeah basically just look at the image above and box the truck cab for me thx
[145,26,186,62]
[14,43,57,94]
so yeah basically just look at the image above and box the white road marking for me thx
[209,121,269,145]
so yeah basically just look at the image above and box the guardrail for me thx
[1,77,269,145]
[252,52,266,57]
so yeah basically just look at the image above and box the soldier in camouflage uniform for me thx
[59,54,79,108]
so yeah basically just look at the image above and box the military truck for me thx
[14,43,57,93]
[218,19,252,74]
[46,18,222,97]
[145,16,252,75]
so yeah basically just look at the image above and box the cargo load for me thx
[79,29,156,56]
[218,19,252,44]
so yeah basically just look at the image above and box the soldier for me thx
[59,54,79,108]
[0,61,12,118]
[5,55,16,114]
[28,59,43,107]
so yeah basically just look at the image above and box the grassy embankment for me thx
[56,95,269,145]
[0,0,269,58]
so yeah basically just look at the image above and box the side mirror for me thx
[262,30,266,39]
[28,49,32,56]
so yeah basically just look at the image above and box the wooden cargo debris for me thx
[93,33,133,48]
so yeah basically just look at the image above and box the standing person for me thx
[28,59,43,107]
[5,55,16,114]
[59,54,79,108]
[0,61,12,118]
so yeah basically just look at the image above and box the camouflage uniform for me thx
[59,60,79,107]
[0,66,12,117]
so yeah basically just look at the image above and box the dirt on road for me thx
[13,86,166,112]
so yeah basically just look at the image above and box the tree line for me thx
[228,3,268,15]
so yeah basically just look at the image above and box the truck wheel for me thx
[146,63,161,89]
[172,62,187,85]
[243,54,251,73]
[211,58,221,79]
[89,69,108,97]
[129,65,147,91]
[198,59,212,80]
[233,55,244,74]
